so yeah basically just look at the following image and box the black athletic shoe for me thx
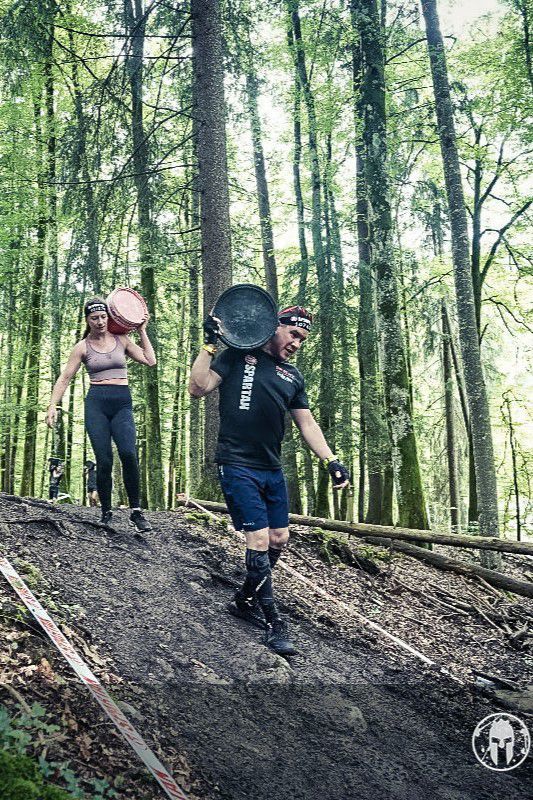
[101,511,113,525]
[228,591,267,629]
[265,618,296,656]
[129,509,152,533]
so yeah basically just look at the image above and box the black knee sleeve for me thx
[245,549,271,592]
[268,546,283,570]
[244,549,277,621]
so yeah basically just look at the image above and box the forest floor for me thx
[1,492,532,800]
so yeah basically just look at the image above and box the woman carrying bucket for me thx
[45,293,155,533]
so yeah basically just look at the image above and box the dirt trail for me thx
[1,495,532,800]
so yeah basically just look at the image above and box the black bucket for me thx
[213,284,278,350]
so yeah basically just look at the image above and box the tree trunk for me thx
[124,0,165,509]
[44,33,65,465]
[245,67,278,302]
[356,0,428,531]
[352,3,394,526]
[188,152,202,495]
[168,301,187,508]
[288,0,335,518]
[281,73,309,515]
[422,0,500,562]
[67,20,100,293]
[192,0,233,497]
[442,303,460,531]
[325,134,353,519]
[503,394,521,541]
[515,0,533,91]
[291,75,310,302]
[0,267,16,493]
[20,101,47,498]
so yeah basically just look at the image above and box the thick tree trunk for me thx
[192,0,233,497]
[353,14,394,528]
[422,0,500,562]
[356,0,428,531]
[124,0,165,509]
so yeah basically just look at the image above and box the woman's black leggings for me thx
[84,385,140,513]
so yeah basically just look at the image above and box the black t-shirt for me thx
[210,348,309,468]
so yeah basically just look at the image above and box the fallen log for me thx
[175,498,533,556]
[176,498,533,599]
[362,536,533,599]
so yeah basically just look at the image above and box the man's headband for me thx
[278,305,313,332]
[85,302,107,316]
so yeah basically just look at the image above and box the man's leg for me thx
[218,466,280,625]
[268,527,289,571]
[243,527,279,625]
[265,469,290,571]
[262,471,297,654]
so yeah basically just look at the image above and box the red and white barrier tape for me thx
[0,556,188,800]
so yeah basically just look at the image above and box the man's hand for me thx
[203,314,222,345]
[326,459,350,490]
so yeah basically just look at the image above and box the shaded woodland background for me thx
[0,0,531,543]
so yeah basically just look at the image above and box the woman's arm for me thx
[121,319,157,367]
[46,342,84,427]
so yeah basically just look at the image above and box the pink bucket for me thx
[106,287,148,334]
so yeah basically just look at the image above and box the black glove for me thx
[203,314,221,345]
[326,459,350,488]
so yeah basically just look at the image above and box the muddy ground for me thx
[1,493,532,800]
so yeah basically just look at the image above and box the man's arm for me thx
[290,408,335,460]
[188,350,223,398]
[290,408,350,489]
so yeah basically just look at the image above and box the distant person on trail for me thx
[48,459,64,503]
[189,304,350,656]
[45,297,156,533]
[84,459,99,506]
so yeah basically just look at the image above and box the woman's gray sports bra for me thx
[82,336,127,381]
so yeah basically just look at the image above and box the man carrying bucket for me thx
[189,303,349,656]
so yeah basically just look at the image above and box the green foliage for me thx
[0,749,72,800]
[355,543,393,563]
[0,704,117,799]
[0,702,60,756]
[13,560,42,589]
[184,511,212,527]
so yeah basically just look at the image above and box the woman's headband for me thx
[85,302,107,317]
